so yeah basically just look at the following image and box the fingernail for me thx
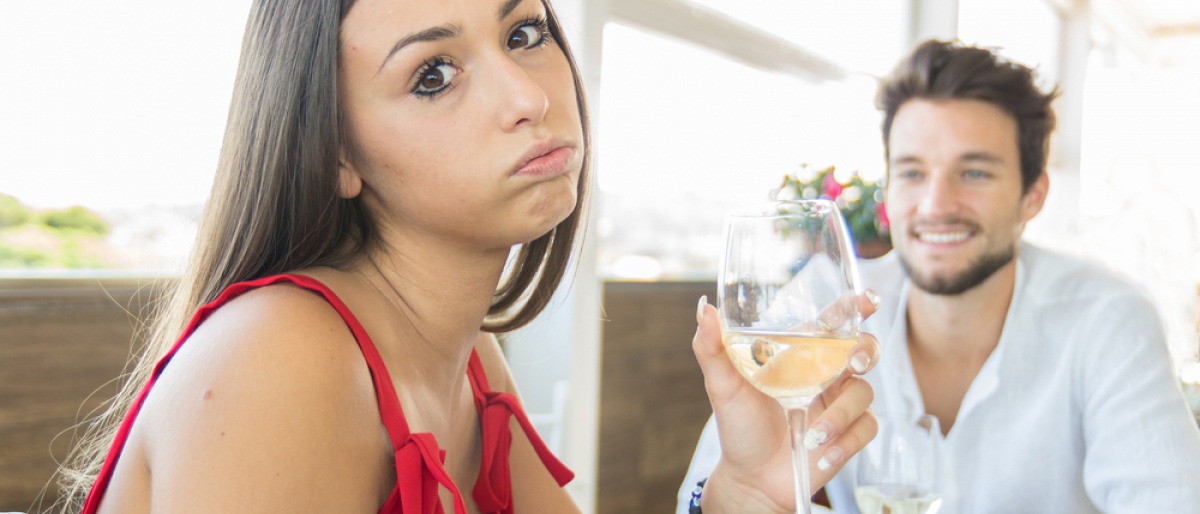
[865,290,880,308]
[803,420,833,450]
[850,352,871,374]
[817,446,845,471]
[696,295,708,325]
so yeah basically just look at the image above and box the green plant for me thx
[776,164,890,245]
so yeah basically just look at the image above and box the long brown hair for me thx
[53,0,590,509]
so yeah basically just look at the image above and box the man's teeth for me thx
[918,231,970,243]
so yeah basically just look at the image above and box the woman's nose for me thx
[493,58,550,131]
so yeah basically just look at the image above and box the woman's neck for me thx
[344,227,510,397]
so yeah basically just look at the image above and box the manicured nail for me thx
[850,352,871,374]
[804,420,833,450]
[865,290,880,309]
[696,295,708,325]
[817,446,845,471]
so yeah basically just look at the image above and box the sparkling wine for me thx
[854,484,942,514]
[722,330,855,400]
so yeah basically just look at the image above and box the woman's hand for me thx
[692,291,881,513]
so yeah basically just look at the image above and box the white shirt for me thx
[679,243,1200,514]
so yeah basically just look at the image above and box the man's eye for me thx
[413,59,458,96]
[507,21,547,50]
[964,169,988,179]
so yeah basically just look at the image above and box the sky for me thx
[1,0,1197,357]
[2,0,1197,216]
[0,0,252,210]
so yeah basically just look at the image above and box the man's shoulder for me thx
[858,251,905,293]
[1020,242,1148,302]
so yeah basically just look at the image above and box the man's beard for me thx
[898,245,1015,295]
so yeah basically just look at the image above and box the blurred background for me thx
[2,0,1199,512]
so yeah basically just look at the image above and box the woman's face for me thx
[338,0,584,250]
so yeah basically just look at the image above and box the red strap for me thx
[83,275,309,513]
[467,353,575,514]
[82,275,572,514]
[394,433,468,514]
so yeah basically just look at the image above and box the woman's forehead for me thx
[339,0,545,65]
[342,0,542,36]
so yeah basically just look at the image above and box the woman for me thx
[56,0,880,512]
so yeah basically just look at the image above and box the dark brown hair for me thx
[53,0,589,508]
[877,39,1059,192]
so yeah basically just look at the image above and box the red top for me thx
[82,274,573,514]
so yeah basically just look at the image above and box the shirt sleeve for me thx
[825,456,860,514]
[676,415,721,514]
[676,415,865,514]
[1076,292,1200,513]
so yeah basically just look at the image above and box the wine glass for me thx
[718,199,862,514]
[854,412,943,514]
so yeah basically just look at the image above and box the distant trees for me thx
[41,205,110,235]
[0,194,111,268]
[0,194,31,228]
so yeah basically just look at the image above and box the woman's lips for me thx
[512,146,573,178]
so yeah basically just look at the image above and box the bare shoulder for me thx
[159,282,367,392]
[130,282,392,511]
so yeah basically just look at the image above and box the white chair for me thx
[527,379,568,455]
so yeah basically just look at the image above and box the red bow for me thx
[473,391,522,513]
[394,432,468,514]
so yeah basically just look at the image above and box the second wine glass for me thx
[854,412,944,514]
[718,199,862,514]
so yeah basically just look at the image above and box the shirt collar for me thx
[875,251,1029,433]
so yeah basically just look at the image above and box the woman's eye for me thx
[413,59,458,96]
[507,22,547,50]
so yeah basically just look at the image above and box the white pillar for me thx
[503,1,607,512]
[1054,1,1090,178]
[557,4,606,512]
[906,0,959,46]
[1026,2,1089,248]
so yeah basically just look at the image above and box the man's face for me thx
[885,98,1048,295]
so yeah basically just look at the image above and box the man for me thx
[678,40,1200,513]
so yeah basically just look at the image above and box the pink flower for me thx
[822,172,843,200]
[877,202,890,232]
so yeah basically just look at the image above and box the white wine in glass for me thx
[718,200,862,514]
[853,485,942,514]
[854,413,943,514]
[721,331,856,400]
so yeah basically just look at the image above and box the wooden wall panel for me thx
[598,281,715,514]
[4,278,718,513]
[0,279,162,512]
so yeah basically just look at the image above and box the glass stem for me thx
[784,402,814,514]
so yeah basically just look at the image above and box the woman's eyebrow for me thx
[377,25,460,74]
[376,0,531,75]
[499,0,525,20]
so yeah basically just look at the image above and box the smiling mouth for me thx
[916,231,972,244]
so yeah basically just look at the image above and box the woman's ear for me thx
[337,158,363,199]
